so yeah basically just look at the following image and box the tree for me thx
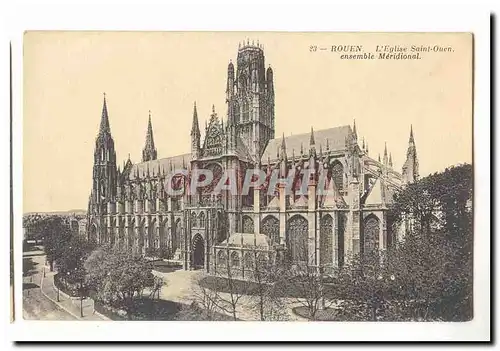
[333,253,398,321]
[38,216,73,271]
[248,250,289,321]
[378,163,473,321]
[84,246,156,316]
[282,249,334,321]
[215,255,248,321]
[56,235,95,281]
[390,164,472,237]
[190,274,223,320]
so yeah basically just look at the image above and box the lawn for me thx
[151,261,182,274]
[95,297,235,321]
[198,275,340,298]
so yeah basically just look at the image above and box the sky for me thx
[23,32,472,213]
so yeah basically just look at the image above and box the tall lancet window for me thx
[233,101,240,124]
[332,161,344,192]
[242,100,249,122]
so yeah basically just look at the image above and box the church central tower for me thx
[226,40,275,161]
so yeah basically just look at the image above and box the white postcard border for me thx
[3,1,491,343]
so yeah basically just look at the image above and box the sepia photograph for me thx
[21,31,474,325]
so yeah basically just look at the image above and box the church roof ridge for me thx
[261,125,351,164]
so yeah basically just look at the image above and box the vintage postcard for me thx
[21,31,474,329]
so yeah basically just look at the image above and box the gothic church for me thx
[86,41,419,273]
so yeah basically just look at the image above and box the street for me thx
[22,247,76,320]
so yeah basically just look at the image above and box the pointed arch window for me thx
[217,250,227,267]
[320,215,333,265]
[244,252,253,269]
[364,215,380,257]
[332,161,344,191]
[233,101,240,124]
[242,215,254,234]
[191,212,198,228]
[199,212,206,227]
[230,251,240,267]
[242,100,249,122]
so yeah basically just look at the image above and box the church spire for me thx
[383,142,388,165]
[352,119,357,140]
[99,93,111,135]
[402,125,419,183]
[142,110,157,162]
[389,153,393,168]
[191,101,200,137]
[191,101,201,160]
[90,92,117,216]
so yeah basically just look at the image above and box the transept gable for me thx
[202,107,225,157]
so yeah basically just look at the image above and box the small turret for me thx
[266,65,274,93]
[227,60,234,102]
[309,126,316,157]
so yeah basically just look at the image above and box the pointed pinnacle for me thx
[99,93,111,134]
[384,142,388,156]
[378,154,381,162]
[279,133,287,159]
[310,126,315,146]
[409,124,414,143]
[191,101,200,136]
[145,111,155,150]
[353,119,357,137]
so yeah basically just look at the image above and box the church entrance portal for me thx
[192,234,205,269]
